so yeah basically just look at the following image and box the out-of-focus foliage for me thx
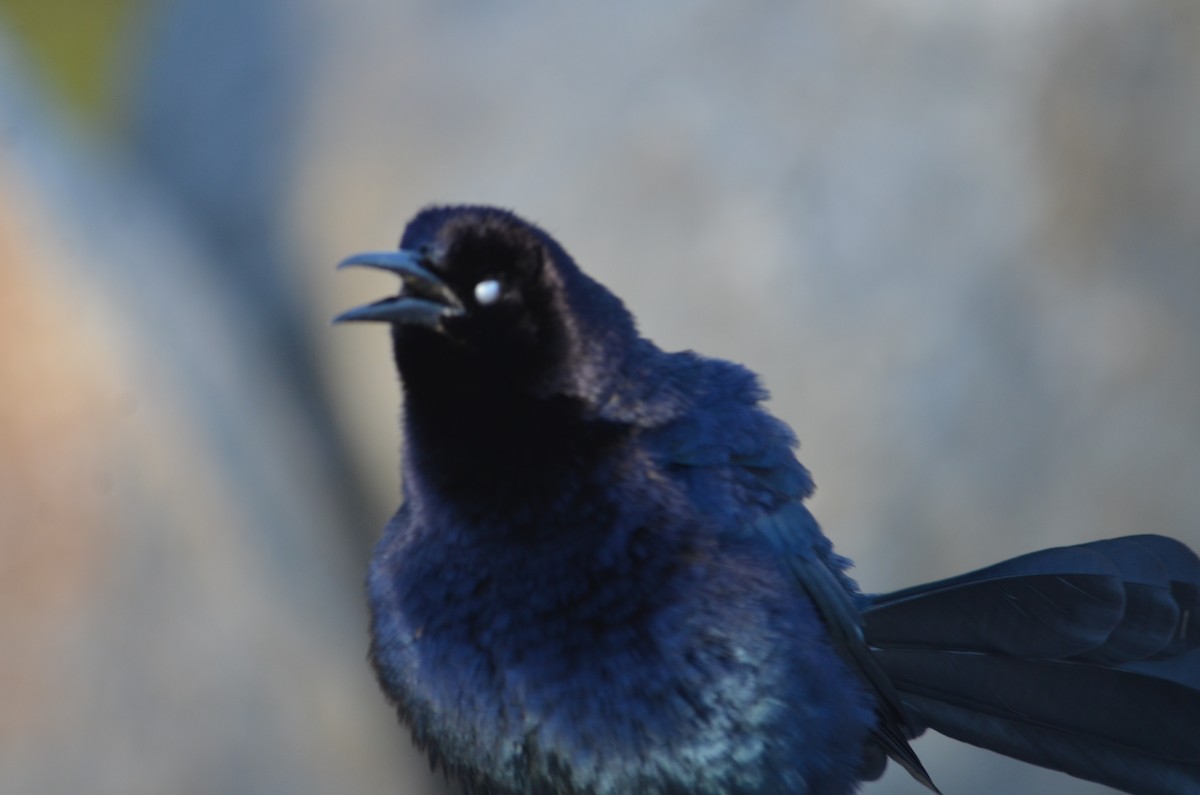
[0,0,141,130]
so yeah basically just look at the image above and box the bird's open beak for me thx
[333,250,465,327]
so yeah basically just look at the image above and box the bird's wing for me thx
[753,502,939,793]
[643,355,937,789]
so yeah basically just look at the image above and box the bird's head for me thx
[335,205,645,418]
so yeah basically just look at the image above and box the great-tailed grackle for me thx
[336,205,1200,795]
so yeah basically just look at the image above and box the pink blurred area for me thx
[1,2,1198,794]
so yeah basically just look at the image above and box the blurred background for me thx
[1,1,1197,793]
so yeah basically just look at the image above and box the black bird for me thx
[335,205,1200,795]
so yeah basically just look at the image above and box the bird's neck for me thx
[398,362,630,527]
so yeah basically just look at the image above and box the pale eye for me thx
[474,279,502,306]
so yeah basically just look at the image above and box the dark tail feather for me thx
[874,649,1200,795]
[864,535,1200,795]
